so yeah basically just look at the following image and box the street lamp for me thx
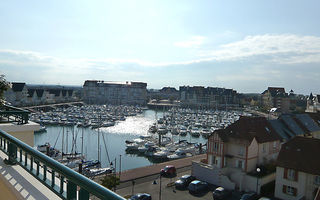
[256,167,261,194]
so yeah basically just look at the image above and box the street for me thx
[116,170,242,200]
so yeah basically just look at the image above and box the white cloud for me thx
[1,33,320,93]
[199,34,320,64]
[174,36,206,48]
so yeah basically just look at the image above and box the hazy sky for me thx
[1,0,320,94]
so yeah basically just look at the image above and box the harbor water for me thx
[34,110,208,172]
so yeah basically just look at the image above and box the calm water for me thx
[34,110,207,172]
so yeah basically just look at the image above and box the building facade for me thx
[83,80,147,105]
[275,137,320,200]
[179,86,239,108]
[306,93,320,113]
[4,82,78,106]
[261,87,290,113]
[207,116,281,172]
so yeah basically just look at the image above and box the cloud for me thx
[199,34,320,64]
[1,33,320,93]
[174,36,206,48]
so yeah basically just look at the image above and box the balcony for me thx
[0,128,125,200]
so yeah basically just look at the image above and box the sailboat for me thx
[83,121,113,177]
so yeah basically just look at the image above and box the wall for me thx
[0,122,40,147]
[191,161,236,190]
[275,167,307,200]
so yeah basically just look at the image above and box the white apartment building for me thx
[83,80,147,105]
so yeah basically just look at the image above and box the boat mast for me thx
[62,126,64,159]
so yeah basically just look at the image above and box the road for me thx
[116,169,242,200]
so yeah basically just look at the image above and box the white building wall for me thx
[275,167,307,200]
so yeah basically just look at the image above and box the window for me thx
[214,142,219,152]
[315,175,320,185]
[273,141,277,149]
[262,143,266,153]
[286,186,296,196]
[238,147,244,156]
[236,160,244,169]
[288,169,296,180]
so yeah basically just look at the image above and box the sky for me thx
[1,0,320,94]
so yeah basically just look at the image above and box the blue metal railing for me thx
[0,129,125,200]
[0,104,30,124]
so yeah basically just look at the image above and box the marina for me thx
[32,105,250,177]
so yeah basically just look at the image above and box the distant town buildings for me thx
[305,93,320,113]
[4,82,79,106]
[83,80,147,105]
[261,87,290,113]
[179,86,239,108]
[147,87,179,101]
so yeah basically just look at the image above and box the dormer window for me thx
[265,127,270,133]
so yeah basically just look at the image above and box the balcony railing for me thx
[0,129,125,200]
[0,104,30,124]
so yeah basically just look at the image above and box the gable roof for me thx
[35,89,44,98]
[269,120,295,141]
[262,87,286,97]
[27,89,35,97]
[12,82,26,92]
[277,137,320,175]
[213,116,281,144]
[279,115,305,136]
[67,90,73,96]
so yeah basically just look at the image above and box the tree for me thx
[0,75,9,105]
[100,174,120,191]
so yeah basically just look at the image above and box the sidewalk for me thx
[93,154,206,187]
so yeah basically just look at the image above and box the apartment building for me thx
[179,86,239,108]
[83,80,147,105]
[261,87,290,113]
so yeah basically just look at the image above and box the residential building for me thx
[261,87,290,113]
[4,82,28,106]
[4,82,79,106]
[83,80,147,105]
[275,137,320,200]
[179,86,239,108]
[306,93,320,113]
[192,116,281,193]
[269,113,320,141]
[207,116,281,172]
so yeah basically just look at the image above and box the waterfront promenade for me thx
[94,154,206,188]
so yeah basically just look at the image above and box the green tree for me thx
[100,174,120,191]
[0,75,9,105]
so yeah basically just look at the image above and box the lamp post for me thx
[256,167,261,194]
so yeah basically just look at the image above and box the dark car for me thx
[129,193,152,200]
[160,165,176,177]
[212,187,232,200]
[188,180,209,194]
[240,193,258,200]
[175,175,196,189]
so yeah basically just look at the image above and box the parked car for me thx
[129,193,152,200]
[175,175,196,189]
[240,193,258,200]
[212,187,232,200]
[188,180,209,194]
[160,165,176,177]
